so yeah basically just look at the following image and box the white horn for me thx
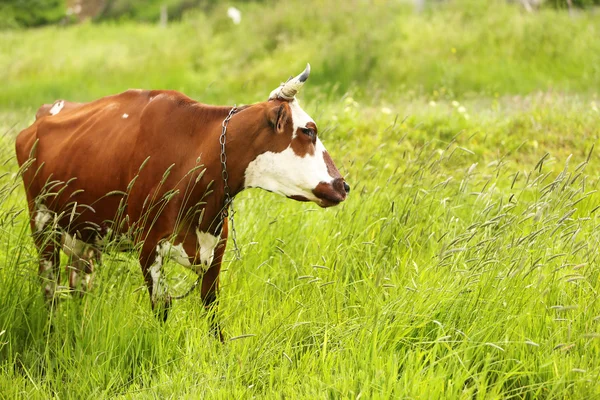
[269,63,311,100]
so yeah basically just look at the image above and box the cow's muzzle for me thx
[312,178,349,208]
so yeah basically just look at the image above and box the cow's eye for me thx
[301,128,315,139]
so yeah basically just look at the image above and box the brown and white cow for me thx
[15,64,349,339]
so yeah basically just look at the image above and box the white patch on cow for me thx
[244,138,332,201]
[196,231,219,267]
[288,99,314,139]
[122,113,129,119]
[34,205,52,232]
[61,233,87,258]
[157,241,191,267]
[83,273,92,290]
[149,253,167,302]
[49,100,64,115]
[155,234,217,275]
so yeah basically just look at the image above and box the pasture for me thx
[1,1,600,398]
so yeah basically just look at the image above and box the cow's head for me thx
[243,64,349,207]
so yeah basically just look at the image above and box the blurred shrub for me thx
[1,0,599,107]
[0,0,66,29]
[95,0,219,22]
[2,0,596,29]
[547,0,600,7]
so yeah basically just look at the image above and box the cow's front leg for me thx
[200,220,228,342]
[30,205,61,305]
[180,220,228,341]
[202,264,224,341]
[140,241,171,322]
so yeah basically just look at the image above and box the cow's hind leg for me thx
[31,206,61,305]
[140,242,171,322]
[65,242,100,296]
[38,242,61,305]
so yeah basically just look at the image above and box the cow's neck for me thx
[213,105,265,197]
[194,105,257,235]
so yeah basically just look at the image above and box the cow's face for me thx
[243,65,349,207]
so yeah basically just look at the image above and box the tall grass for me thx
[1,93,599,397]
[1,1,600,398]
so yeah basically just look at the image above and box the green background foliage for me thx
[551,0,600,7]
[1,0,599,29]
[0,0,65,29]
[94,0,218,22]
[0,0,600,398]
[1,1,599,108]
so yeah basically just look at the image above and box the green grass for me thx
[2,1,600,398]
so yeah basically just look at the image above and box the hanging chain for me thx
[219,106,241,259]
[172,106,240,301]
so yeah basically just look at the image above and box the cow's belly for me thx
[34,204,219,274]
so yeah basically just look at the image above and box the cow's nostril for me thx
[343,182,350,194]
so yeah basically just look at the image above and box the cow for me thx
[15,64,349,339]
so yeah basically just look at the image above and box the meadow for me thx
[1,1,600,398]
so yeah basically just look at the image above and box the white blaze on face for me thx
[288,99,313,139]
[244,139,332,201]
[244,99,334,200]
[49,100,65,115]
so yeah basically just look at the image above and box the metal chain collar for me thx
[171,106,240,301]
[219,106,241,259]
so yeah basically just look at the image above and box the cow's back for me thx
[15,89,217,237]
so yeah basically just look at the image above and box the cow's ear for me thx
[269,103,288,134]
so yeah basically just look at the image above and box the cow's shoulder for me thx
[140,89,197,112]
[137,90,205,134]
